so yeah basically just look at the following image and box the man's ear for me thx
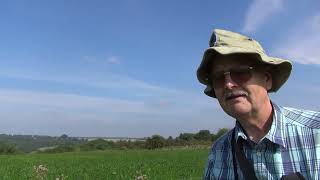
[265,72,272,91]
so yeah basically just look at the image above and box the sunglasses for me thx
[210,66,254,88]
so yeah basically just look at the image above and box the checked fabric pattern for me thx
[204,102,320,180]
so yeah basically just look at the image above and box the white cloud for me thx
[83,56,97,63]
[0,88,223,137]
[0,87,217,115]
[0,67,178,96]
[0,57,223,137]
[271,13,320,64]
[107,56,121,64]
[0,88,146,113]
[83,55,121,64]
[242,0,284,33]
[0,63,218,116]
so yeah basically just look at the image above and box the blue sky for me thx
[0,0,319,137]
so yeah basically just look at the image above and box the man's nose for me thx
[223,73,238,89]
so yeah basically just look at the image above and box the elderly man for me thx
[197,29,320,180]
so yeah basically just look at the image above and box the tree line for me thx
[39,128,229,153]
[0,128,229,154]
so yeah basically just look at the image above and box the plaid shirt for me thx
[204,103,320,180]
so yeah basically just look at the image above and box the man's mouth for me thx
[225,91,248,101]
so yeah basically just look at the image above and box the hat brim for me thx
[197,47,292,98]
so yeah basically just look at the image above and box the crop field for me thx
[0,148,209,180]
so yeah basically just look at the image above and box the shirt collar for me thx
[234,121,248,142]
[234,102,287,148]
[265,102,287,148]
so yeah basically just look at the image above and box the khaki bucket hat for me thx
[197,29,292,98]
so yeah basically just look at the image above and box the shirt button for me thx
[256,148,262,156]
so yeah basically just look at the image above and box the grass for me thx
[0,148,209,180]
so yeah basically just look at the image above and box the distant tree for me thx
[145,135,166,149]
[212,128,229,141]
[194,130,211,141]
[166,136,175,146]
[79,138,115,151]
[216,128,229,137]
[117,140,130,150]
[178,133,194,141]
[0,142,20,154]
[59,134,69,139]
[131,140,146,149]
[41,144,76,153]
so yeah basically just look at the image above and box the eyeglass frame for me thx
[208,65,257,89]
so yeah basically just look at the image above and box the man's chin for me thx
[225,105,251,118]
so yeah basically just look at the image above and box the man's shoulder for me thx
[279,106,320,129]
[210,129,233,152]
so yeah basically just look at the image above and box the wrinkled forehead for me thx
[210,54,261,72]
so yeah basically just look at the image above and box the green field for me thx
[0,148,209,180]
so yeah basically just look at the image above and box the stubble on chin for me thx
[222,100,252,119]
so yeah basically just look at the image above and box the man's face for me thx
[210,55,272,119]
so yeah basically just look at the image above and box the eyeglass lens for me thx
[212,66,253,88]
